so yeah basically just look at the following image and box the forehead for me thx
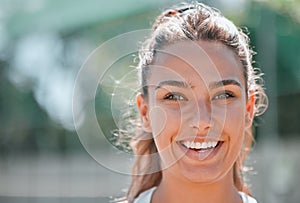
[149,40,245,87]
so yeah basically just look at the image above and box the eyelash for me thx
[162,91,235,102]
[213,91,235,100]
[163,93,187,101]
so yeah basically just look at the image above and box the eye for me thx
[213,91,235,100]
[163,93,187,101]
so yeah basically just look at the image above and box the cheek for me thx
[149,106,181,149]
[226,108,245,127]
[149,106,167,137]
[211,104,243,130]
[216,101,246,125]
[223,104,246,147]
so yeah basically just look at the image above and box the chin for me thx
[182,169,223,184]
[175,159,232,185]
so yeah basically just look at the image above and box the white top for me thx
[133,187,258,203]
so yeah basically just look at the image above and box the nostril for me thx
[189,119,212,130]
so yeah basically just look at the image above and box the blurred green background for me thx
[0,0,299,202]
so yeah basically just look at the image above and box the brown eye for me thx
[213,91,235,100]
[163,93,187,101]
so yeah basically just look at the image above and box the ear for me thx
[136,93,152,132]
[245,94,255,128]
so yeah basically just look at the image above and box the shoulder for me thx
[129,189,257,203]
[133,187,157,203]
[239,192,258,203]
[112,197,128,203]
[113,187,156,203]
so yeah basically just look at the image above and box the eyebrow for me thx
[155,80,190,89]
[155,79,241,90]
[208,79,242,89]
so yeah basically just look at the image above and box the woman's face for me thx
[137,40,254,183]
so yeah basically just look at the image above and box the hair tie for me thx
[166,10,178,16]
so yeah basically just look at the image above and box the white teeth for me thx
[182,141,218,150]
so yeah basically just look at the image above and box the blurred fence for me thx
[0,1,299,203]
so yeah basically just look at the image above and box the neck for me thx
[152,169,242,203]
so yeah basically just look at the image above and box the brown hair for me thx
[125,2,268,202]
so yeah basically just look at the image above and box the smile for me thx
[180,141,219,151]
[178,140,224,161]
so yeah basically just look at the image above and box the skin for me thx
[137,40,255,203]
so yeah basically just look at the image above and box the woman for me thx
[120,2,267,203]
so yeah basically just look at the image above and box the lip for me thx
[177,136,225,143]
[177,140,224,161]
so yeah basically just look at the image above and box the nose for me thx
[190,100,212,134]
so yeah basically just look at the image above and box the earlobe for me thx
[136,94,152,132]
[245,94,255,128]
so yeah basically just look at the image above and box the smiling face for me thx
[137,40,254,183]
